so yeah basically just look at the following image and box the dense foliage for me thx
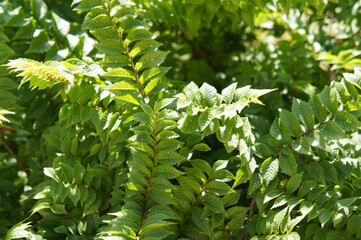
[1,0,361,239]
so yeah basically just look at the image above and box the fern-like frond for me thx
[6,58,102,89]
[72,0,170,108]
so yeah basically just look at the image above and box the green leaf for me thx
[326,231,346,240]
[279,110,303,137]
[344,72,361,89]
[264,190,283,203]
[82,13,113,30]
[319,209,333,227]
[346,215,361,234]
[201,193,225,213]
[107,81,139,93]
[309,95,328,122]
[180,114,199,134]
[144,77,160,95]
[335,197,358,211]
[13,20,36,40]
[60,163,74,183]
[191,208,210,235]
[130,39,163,58]
[318,86,338,114]
[26,31,53,54]
[149,187,173,204]
[154,165,184,179]
[200,83,217,107]
[101,53,132,68]
[0,78,17,90]
[155,119,178,132]
[31,0,48,19]
[205,181,233,195]
[334,111,361,131]
[51,204,67,214]
[139,66,170,84]
[298,180,317,198]
[73,0,103,11]
[156,130,179,141]
[43,168,56,179]
[50,181,63,202]
[222,83,237,104]
[119,18,147,31]
[30,201,51,216]
[183,82,202,104]
[190,159,212,173]
[0,90,17,102]
[272,207,288,233]
[198,108,214,131]
[52,12,70,38]
[248,173,262,196]
[125,29,153,44]
[261,158,279,185]
[270,118,292,144]
[305,130,327,151]
[0,31,9,43]
[140,228,173,239]
[133,112,152,124]
[151,177,175,191]
[156,151,185,165]
[114,94,140,106]
[113,7,137,18]
[154,98,175,113]
[69,185,81,206]
[319,121,345,139]
[177,175,201,193]
[292,137,313,155]
[89,143,101,156]
[74,162,86,183]
[95,40,126,55]
[305,162,325,184]
[292,98,315,131]
[135,50,169,71]
[80,107,92,123]
[192,143,211,152]
[279,149,297,176]
[91,27,119,41]
[286,172,303,194]
[128,142,154,156]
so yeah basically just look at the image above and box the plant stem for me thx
[179,173,212,235]
[244,197,255,240]
[0,129,30,177]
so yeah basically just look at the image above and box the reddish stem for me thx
[0,129,30,177]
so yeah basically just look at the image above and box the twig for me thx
[224,226,233,240]
[272,118,330,160]
[136,123,158,240]
[0,129,30,177]
[244,197,255,240]
[179,173,212,235]
[71,182,110,197]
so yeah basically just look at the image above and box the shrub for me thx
[1,0,361,240]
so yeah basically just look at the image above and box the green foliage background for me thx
[1,0,361,239]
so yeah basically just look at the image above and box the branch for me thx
[244,197,255,240]
[57,178,111,197]
[136,121,158,240]
[272,118,330,160]
[224,226,233,240]
[179,172,212,235]
[0,129,30,177]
